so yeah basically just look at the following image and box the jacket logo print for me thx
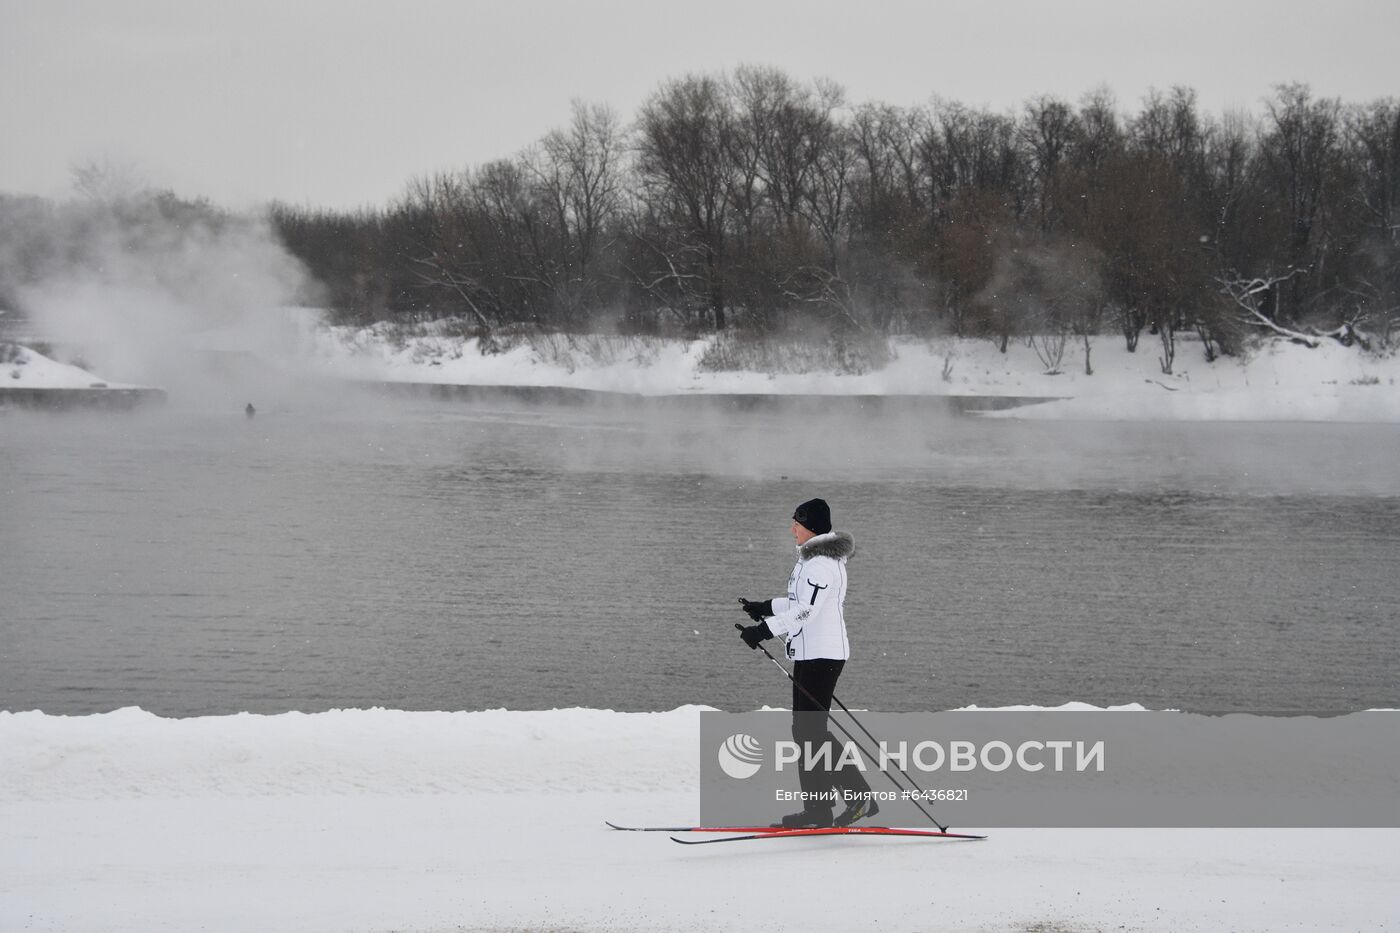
[807,580,828,604]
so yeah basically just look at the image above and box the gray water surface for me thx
[2,391,1397,714]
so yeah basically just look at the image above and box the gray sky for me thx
[2,0,1396,210]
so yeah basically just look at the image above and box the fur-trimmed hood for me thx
[798,531,855,561]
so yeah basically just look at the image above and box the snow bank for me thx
[308,322,1400,422]
[0,705,704,801]
[984,337,1400,422]
[12,314,1398,421]
[2,707,1395,932]
[0,344,138,389]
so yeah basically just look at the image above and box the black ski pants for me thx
[791,658,872,813]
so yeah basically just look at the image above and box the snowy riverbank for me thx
[2,706,1395,932]
[0,343,143,390]
[310,323,1400,422]
[0,343,166,409]
[8,318,1400,422]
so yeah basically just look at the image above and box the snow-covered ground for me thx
[310,323,1400,422]
[2,707,1395,933]
[0,344,140,390]
[9,314,1399,422]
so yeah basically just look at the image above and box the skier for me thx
[738,498,878,828]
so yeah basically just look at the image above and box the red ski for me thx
[669,826,987,844]
[606,821,788,833]
[606,822,985,843]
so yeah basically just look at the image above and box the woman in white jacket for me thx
[739,498,877,828]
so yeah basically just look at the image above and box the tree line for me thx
[4,68,1397,375]
[277,69,1398,371]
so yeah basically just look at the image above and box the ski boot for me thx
[833,796,880,827]
[773,807,834,829]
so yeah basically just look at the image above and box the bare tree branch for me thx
[1216,268,1319,346]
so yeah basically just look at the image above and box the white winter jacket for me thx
[765,531,855,661]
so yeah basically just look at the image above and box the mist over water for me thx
[1,192,322,407]
[2,393,1396,716]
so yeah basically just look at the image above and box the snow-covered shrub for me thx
[698,328,892,375]
[1028,332,1068,374]
[525,332,667,372]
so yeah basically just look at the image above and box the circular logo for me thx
[717,733,763,780]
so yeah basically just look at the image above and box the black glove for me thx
[739,598,773,622]
[739,621,774,649]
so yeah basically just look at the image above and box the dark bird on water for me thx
[245,403,256,418]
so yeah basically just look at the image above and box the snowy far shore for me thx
[7,313,1400,421]
[307,322,1400,422]
[0,343,146,391]
[2,706,1395,933]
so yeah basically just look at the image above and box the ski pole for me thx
[735,621,949,832]
[733,612,946,814]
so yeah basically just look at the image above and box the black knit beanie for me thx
[793,498,832,535]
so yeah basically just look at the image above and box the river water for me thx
[2,389,1397,715]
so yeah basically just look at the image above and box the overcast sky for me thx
[2,0,1396,210]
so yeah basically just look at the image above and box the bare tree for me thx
[1341,99,1400,348]
[400,172,501,334]
[1131,87,1207,172]
[1020,95,1077,230]
[1201,109,1258,263]
[527,101,627,324]
[801,122,857,272]
[70,158,148,203]
[722,67,847,326]
[937,187,1016,338]
[850,104,915,231]
[616,206,715,331]
[635,74,738,330]
[729,67,843,227]
[1050,241,1108,374]
[1345,98,1400,244]
[1072,86,1124,173]
[929,101,1026,209]
[848,103,933,329]
[1259,84,1343,322]
[1217,267,1319,346]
